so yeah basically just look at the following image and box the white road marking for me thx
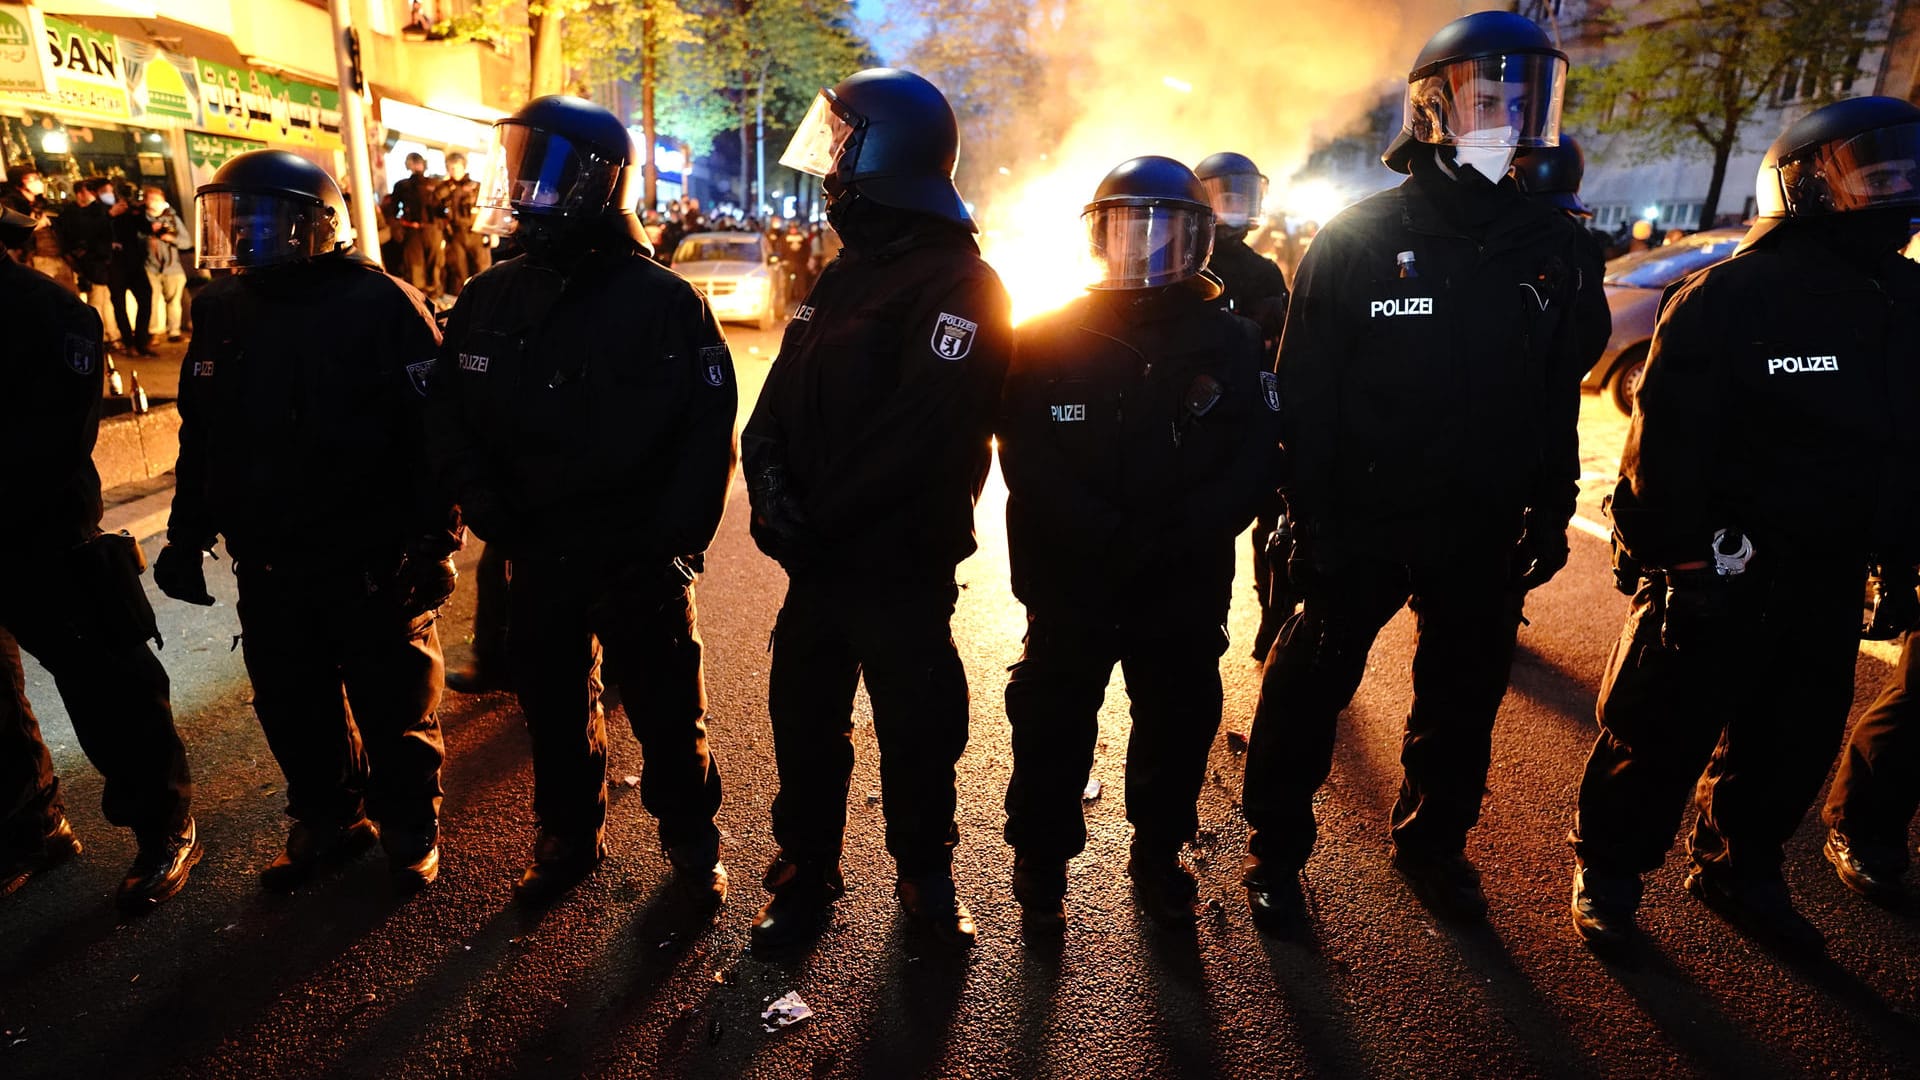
[1570,514,1611,541]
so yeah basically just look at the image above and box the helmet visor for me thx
[478,121,624,216]
[194,190,340,269]
[778,91,860,178]
[1201,172,1267,228]
[1404,53,1567,148]
[1775,122,1920,216]
[1083,203,1214,290]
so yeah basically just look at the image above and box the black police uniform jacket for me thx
[391,174,441,227]
[438,176,480,231]
[741,226,1011,579]
[1280,160,1609,557]
[169,257,455,563]
[1000,284,1281,624]
[428,243,738,564]
[1,254,106,553]
[1611,226,1920,570]
[1209,232,1291,349]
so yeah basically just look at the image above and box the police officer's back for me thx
[999,156,1279,931]
[1240,12,1606,935]
[156,150,456,894]
[741,68,1011,950]
[429,95,737,909]
[0,208,197,912]
[1570,97,1920,954]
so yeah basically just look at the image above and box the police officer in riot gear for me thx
[1000,157,1278,931]
[392,152,445,297]
[156,150,456,894]
[743,68,1011,949]
[438,152,490,297]
[1239,11,1608,933]
[1572,97,1920,953]
[1195,151,1294,661]
[429,96,736,908]
[0,208,198,912]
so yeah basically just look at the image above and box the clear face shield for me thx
[778,91,862,179]
[1082,202,1214,290]
[1404,52,1567,166]
[1201,172,1268,229]
[477,121,624,217]
[194,190,345,269]
[1761,122,1920,217]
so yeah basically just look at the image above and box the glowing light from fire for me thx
[979,165,1107,326]
[1161,75,1193,94]
[1278,179,1353,227]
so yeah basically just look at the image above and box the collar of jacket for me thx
[1075,276,1219,343]
[1750,221,1920,299]
[1401,152,1557,254]
[840,220,978,264]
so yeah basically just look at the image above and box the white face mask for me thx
[1448,124,1518,184]
[99,191,116,206]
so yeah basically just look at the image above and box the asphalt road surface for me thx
[4,325,1917,1080]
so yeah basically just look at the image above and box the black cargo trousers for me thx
[1824,629,1919,873]
[1004,612,1229,862]
[1242,545,1523,870]
[766,573,968,878]
[235,557,445,833]
[1573,563,1864,881]
[506,555,722,860]
[0,541,190,852]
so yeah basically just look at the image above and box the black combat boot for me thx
[750,855,844,950]
[666,843,729,911]
[1570,862,1641,951]
[260,816,378,892]
[382,821,441,894]
[1011,855,1068,935]
[1242,854,1307,937]
[1391,845,1488,922]
[119,817,201,913]
[1823,827,1905,902]
[1684,865,1825,954]
[1127,845,1200,927]
[897,872,978,948]
[514,830,608,905]
[1,815,83,898]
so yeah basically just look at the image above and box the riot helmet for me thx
[1082,156,1215,291]
[194,149,353,269]
[1741,96,1920,254]
[780,68,973,231]
[1384,11,1568,177]
[1194,152,1268,230]
[1512,136,1590,218]
[479,95,638,221]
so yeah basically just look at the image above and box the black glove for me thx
[1863,565,1920,641]
[394,552,458,616]
[1512,516,1571,592]
[153,543,215,606]
[1660,567,1729,652]
[746,461,814,564]
[1286,521,1336,597]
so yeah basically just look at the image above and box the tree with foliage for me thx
[1566,0,1887,227]
[880,0,1050,198]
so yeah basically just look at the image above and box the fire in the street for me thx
[971,0,1509,325]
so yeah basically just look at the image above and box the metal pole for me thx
[755,63,766,218]
[330,0,384,267]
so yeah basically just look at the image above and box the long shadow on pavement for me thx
[1135,920,1229,1079]
[841,914,970,1078]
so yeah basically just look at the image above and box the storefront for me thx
[373,94,492,195]
[0,8,346,240]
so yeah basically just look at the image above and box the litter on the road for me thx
[1082,779,1101,802]
[621,775,640,788]
[761,991,813,1032]
[866,790,881,806]
[1226,730,1249,753]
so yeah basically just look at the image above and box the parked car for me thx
[1584,226,1746,415]
[672,231,786,331]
